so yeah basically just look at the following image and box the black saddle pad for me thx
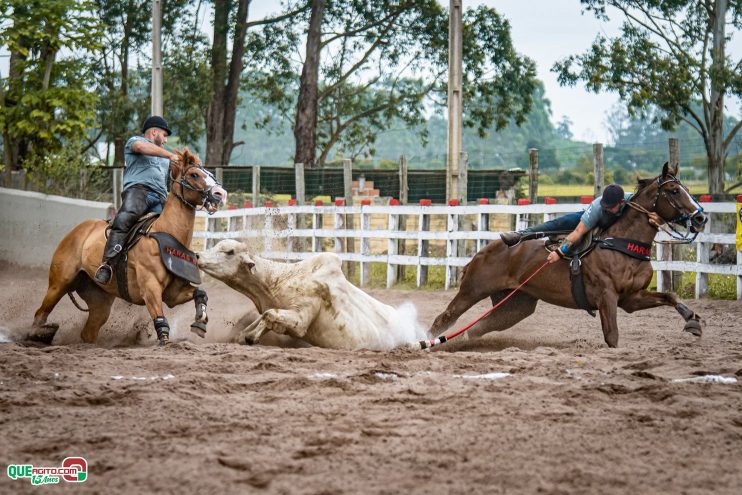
[148,232,202,285]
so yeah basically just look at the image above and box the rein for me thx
[411,261,550,350]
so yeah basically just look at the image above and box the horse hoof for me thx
[158,334,170,346]
[683,319,702,337]
[27,324,58,344]
[190,321,207,338]
[243,335,256,346]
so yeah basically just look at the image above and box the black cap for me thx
[600,184,625,207]
[142,116,171,136]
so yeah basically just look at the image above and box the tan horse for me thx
[430,162,708,348]
[31,149,227,345]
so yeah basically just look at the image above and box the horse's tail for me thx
[67,292,89,312]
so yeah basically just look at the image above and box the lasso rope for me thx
[412,260,550,350]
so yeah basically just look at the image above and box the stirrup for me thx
[94,263,112,284]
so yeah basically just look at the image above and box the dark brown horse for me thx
[430,162,708,348]
[31,149,227,345]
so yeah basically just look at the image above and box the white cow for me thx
[197,239,429,350]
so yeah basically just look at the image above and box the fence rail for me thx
[195,201,742,299]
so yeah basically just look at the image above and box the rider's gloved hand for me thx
[647,212,663,228]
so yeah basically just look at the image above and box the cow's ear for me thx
[239,253,256,271]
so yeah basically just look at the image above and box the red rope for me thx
[442,260,550,342]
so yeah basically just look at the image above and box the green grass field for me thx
[538,181,709,197]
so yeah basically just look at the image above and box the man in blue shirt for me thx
[95,116,179,284]
[500,184,652,263]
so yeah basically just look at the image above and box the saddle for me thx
[541,231,653,317]
[105,214,201,301]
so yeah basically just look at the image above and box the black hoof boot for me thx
[154,316,170,346]
[683,318,702,337]
[190,321,206,338]
[94,264,112,284]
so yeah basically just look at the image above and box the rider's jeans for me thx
[523,211,583,234]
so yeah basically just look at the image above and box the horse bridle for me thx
[169,163,223,214]
[629,174,703,243]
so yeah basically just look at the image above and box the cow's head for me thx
[197,239,277,313]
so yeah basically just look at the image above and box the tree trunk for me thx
[293,0,325,169]
[205,0,250,167]
[3,17,28,181]
[707,0,727,194]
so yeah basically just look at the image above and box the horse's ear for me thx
[662,162,680,177]
[170,149,184,177]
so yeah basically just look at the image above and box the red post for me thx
[420,199,432,206]
[448,199,460,206]
[699,194,712,202]
[288,198,297,206]
[264,201,273,207]
[517,198,531,205]
[334,198,345,206]
[389,198,400,206]
[580,195,594,204]
[242,201,253,208]
[314,200,324,206]
[737,195,742,203]
[544,197,557,204]
[361,199,372,206]
[227,204,236,210]
[478,198,489,205]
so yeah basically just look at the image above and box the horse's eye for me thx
[225,249,235,256]
[671,188,679,195]
[191,172,199,179]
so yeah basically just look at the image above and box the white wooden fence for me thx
[195,202,742,299]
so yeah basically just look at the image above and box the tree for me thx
[1,0,101,182]
[553,0,742,193]
[248,1,537,167]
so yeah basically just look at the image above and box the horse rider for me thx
[499,184,662,264]
[95,116,179,284]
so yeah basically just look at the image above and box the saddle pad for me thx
[148,232,202,285]
[598,237,652,261]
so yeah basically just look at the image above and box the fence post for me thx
[656,243,666,292]
[343,158,355,277]
[478,199,490,252]
[593,143,604,197]
[459,151,468,203]
[215,167,223,186]
[397,155,409,281]
[264,208,273,253]
[737,250,742,300]
[312,204,323,253]
[417,205,430,287]
[695,240,709,298]
[387,209,399,288]
[334,200,345,262]
[252,165,260,205]
[113,167,123,209]
[294,163,305,251]
[359,206,371,287]
[527,148,538,227]
[445,208,459,289]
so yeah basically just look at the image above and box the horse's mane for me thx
[171,148,201,177]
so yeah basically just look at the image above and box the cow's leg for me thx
[240,303,318,345]
[190,288,209,338]
[597,290,620,348]
[619,290,702,337]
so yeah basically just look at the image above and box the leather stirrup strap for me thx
[569,257,596,317]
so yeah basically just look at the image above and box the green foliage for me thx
[553,0,742,192]
[244,0,538,165]
[1,0,101,164]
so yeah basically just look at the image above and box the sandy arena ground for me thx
[0,261,741,494]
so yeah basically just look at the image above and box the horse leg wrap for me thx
[193,288,208,320]
[675,303,696,322]
[153,316,170,345]
[191,288,208,338]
